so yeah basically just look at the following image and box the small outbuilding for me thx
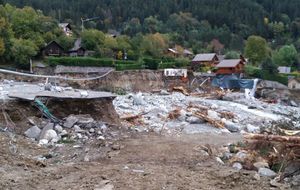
[68,38,86,57]
[288,78,300,89]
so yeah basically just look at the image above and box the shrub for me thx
[143,57,160,70]
[46,57,114,67]
[159,62,176,69]
[114,60,137,65]
[115,63,144,71]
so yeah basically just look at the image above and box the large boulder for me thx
[24,126,41,139]
[64,115,79,128]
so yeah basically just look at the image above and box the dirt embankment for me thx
[0,97,120,135]
[0,132,274,190]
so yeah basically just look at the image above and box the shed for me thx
[288,78,300,89]
[59,23,72,36]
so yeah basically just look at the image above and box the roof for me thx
[70,38,85,51]
[216,59,242,68]
[42,41,64,50]
[168,48,178,54]
[59,23,71,28]
[289,77,300,83]
[183,49,193,55]
[192,53,217,62]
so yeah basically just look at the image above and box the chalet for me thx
[41,41,65,57]
[191,53,219,70]
[288,78,300,89]
[68,38,86,57]
[215,59,246,75]
[59,23,72,36]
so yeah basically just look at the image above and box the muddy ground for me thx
[0,129,277,190]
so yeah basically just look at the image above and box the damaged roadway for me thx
[1,79,300,189]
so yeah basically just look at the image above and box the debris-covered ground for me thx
[1,80,300,189]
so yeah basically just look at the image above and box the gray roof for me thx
[59,23,70,28]
[192,53,216,62]
[55,65,114,74]
[183,49,193,55]
[216,59,241,68]
[70,38,83,51]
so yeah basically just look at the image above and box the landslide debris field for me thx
[1,80,300,189]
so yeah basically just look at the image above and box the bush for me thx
[245,65,262,78]
[159,62,176,69]
[47,57,114,67]
[143,57,160,70]
[115,63,144,71]
[114,60,137,65]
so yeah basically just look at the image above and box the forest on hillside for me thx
[4,0,300,49]
[1,0,300,74]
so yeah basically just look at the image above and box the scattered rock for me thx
[253,162,269,170]
[258,168,277,178]
[215,157,225,165]
[160,90,170,95]
[290,100,298,107]
[291,174,300,187]
[39,123,54,140]
[253,172,261,180]
[132,93,144,105]
[54,125,63,133]
[246,124,260,133]
[24,126,41,139]
[39,139,49,145]
[232,162,243,170]
[234,151,248,162]
[186,116,204,124]
[89,128,95,133]
[207,110,220,120]
[224,121,240,132]
[64,115,79,128]
[42,129,58,141]
[74,125,82,132]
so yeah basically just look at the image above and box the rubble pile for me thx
[23,114,111,146]
[113,91,300,135]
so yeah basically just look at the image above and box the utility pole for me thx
[81,17,101,32]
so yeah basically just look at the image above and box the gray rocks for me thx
[246,124,260,133]
[54,125,63,133]
[258,168,277,178]
[224,121,240,132]
[186,116,204,124]
[24,126,41,139]
[253,162,269,170]
[64,115,79,128]
[132,93,144,105]
[215,157,225,165]
[207,110,220,120]
[160,90,170,95]
[39,123,54,140]
[43,129,58,141]
[232,162,243,170]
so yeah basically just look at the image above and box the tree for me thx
[273,45,298,66]
[225,51,240,59]
[11,38,37,68]
[0,37,5,56]
[103,36,118,49]
[261,57,278,74]
[140,33,168,58]
[245,35,269,66]
[81,29,105,50]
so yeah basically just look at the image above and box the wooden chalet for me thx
[215,59,246,74]
[41,41,65,57]
[191,53,219,70]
